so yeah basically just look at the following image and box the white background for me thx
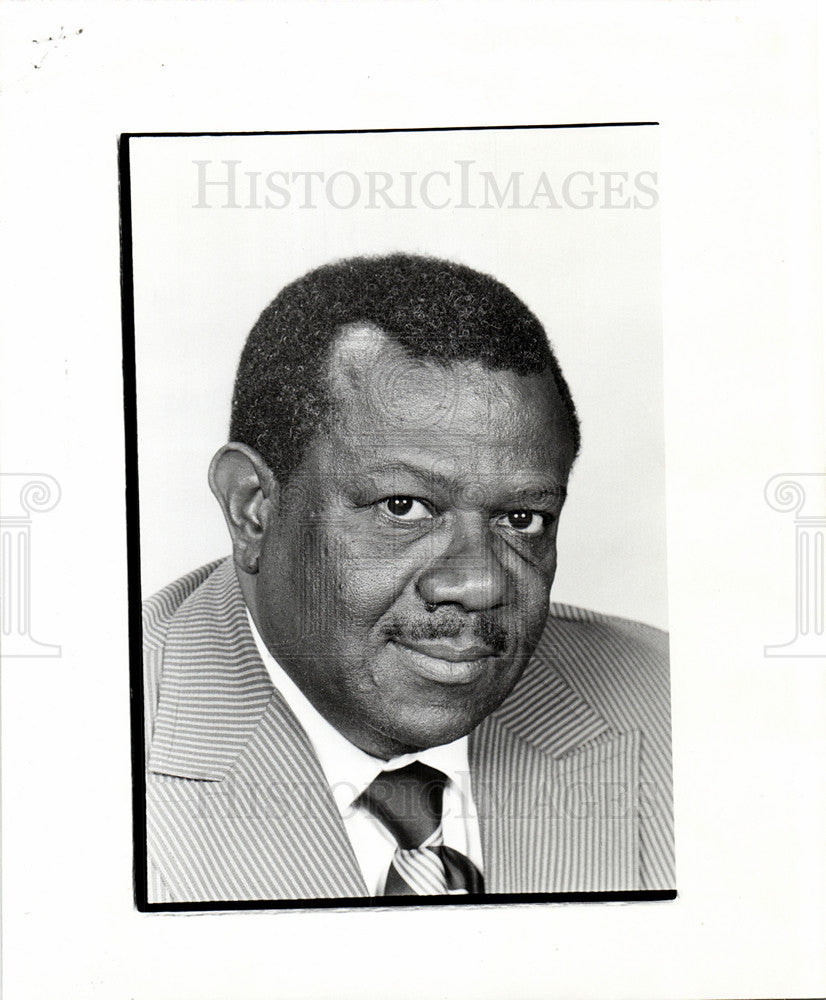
[1,3,824,999]
[131,127,667,628]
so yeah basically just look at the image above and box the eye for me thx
[497,510,547,536]
[378,496,433,522]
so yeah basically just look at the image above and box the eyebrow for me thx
[359,461,568,502]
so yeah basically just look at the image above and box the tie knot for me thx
[358,761,448,850]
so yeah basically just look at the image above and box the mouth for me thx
[390,637,499,685]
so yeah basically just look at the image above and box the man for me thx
[142,253,673,904]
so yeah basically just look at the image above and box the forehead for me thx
[321,324,575,477]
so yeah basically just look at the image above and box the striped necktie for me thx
[358,760,484,896]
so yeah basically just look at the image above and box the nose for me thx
[416,513,509,612]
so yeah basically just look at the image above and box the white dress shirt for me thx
[246,610,484,894]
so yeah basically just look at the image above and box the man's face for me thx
[251,326,576,759]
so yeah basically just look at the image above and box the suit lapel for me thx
[147,559,367,901]
[470,641,641,893]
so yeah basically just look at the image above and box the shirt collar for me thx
[245,610,472,816]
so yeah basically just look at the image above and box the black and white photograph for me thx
[124,127,673,908]
[2,3,824,998]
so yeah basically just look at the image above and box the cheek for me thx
[258,526,349,647]
[313,532,410,635]
[505,542,557,604]
[506,553,557,645]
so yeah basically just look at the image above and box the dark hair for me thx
[230,253,580,483]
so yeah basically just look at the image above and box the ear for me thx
[208,443,280,575]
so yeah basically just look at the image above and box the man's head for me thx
[210,254,580,759]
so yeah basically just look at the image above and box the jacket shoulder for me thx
[142,559,226,651]
[546,602,668,655]
[535,602,670,737]
[141,559,227,737]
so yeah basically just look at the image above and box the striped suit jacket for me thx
[142,558,674,903]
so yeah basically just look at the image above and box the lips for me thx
[396,637,496,662]
[390,637,498,685]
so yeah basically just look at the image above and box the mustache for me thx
[382,613,508,654]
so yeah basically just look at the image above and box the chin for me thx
[381,704,489,754]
